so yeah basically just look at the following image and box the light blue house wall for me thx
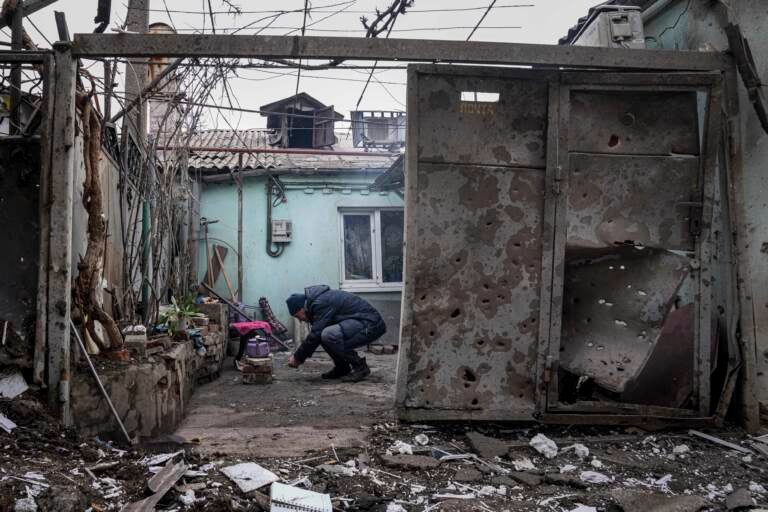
[198,172,404,343]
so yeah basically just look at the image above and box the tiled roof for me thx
[371,154,405,192]
[179,129,398,173]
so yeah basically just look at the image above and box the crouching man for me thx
[285,285,386,382]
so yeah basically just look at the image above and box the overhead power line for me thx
[467,0,498,41]
[294,0,311,97]
[123,3,534,16]
[162,25,522,33]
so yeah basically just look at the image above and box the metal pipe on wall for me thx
[237,154,243,301]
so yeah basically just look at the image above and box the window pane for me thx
[380,210,404,283]
[343,215,373,280]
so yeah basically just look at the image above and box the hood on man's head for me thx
[286,294,307,316]
[305,284,331,300]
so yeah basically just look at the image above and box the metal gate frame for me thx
[396,66,729,425]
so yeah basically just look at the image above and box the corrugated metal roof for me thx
[180,129,398,173]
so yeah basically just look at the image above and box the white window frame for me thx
[338,207,403,293]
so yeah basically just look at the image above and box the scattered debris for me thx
[530,433,559,459]
[316,464,357,477]
[381,454,441,470]
[673,444,691,455]
[0,370,28,399]
[390,440,414,455]
[0,412,17,433]
[270,482,332,512]
[124,460,187,512]
[466,431,508,459]
[580,471,612,484]
[509,471,543,487]
[564,443,590,459]
[221,462,279,493]
[568,506,597,512]
[511,457,537,471]
[414,433,429,446]
[13,487,37,512]
[454,467,483,482]
[726,488,754,511]
[179,489,196,506]
[611,490,707,512]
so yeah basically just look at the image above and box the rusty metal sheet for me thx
[559,246,691,394]
[620,304,695,408]
[569,90,700,156]
[567,154,700,251]
[416,73,548,168]
[401,163,545,418]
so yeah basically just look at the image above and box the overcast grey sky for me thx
[6,0,601,129]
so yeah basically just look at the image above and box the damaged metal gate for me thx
[396,66,725,423]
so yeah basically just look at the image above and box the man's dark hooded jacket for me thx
[293,285,385,363]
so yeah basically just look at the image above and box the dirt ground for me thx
[175,352,398,457]
[2,354,768,511]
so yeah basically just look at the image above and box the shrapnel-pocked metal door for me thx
[395,65,723,423]
[395,66,557,421]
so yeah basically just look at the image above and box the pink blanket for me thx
[230,321,273,336]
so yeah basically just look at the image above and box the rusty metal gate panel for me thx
[546,74,722,418]
[396,66,554,421]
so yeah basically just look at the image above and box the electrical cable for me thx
[294,0,311,99]
[123,3,533,16]
[467,0,498,41]
[159,25,521,33]
[283,0,358,36]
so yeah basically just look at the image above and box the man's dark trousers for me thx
[320,318,386,368]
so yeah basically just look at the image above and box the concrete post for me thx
[47,43,76,425]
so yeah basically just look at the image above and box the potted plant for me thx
[161,296,204,334]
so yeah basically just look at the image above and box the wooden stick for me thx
[214,245,236,302]
[689,429,753,454]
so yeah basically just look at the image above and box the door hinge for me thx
[543,355,553,384]
[678,200,703,237]
[553,165,564,196]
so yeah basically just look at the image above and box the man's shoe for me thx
[322,365,351,379]
[341,359,371,383]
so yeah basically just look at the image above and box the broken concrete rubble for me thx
[611,489,708,512]
[380,454,441,470]
[466,431,509,460]
[726,487,755,511]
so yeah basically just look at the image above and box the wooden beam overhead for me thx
[71,34,730,71]
[0,0,59,30]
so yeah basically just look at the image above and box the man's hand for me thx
[287,355,300,368]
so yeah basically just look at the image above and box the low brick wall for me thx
[70,305,229,441]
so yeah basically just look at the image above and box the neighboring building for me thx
[260,93,344,149]
[191,122,403,344]
[560,0,768,427]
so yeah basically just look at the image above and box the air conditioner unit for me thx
[572,6,645,49]
[271,219,293,243]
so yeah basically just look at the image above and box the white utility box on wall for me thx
[271,219,293,243]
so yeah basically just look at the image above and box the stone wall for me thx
[70,305,228,441]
